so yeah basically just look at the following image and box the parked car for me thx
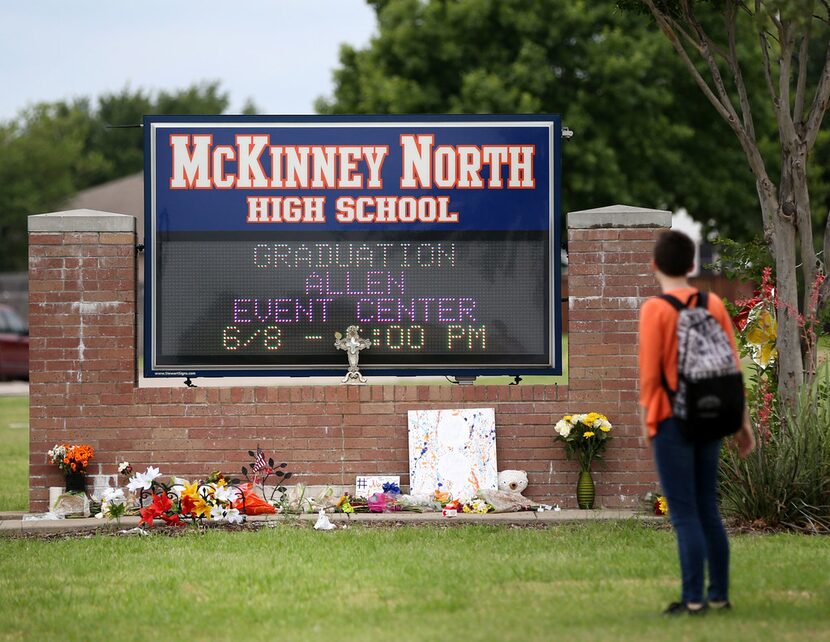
[0,304,28,380]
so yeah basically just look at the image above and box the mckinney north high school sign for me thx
[143,115,562,378]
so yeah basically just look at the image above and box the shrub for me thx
[720,370,830,532]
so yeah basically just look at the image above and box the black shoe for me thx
[662,602,709,616]
[708,600,732,611]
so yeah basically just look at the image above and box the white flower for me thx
[211,507,227,522]
[102,488,126,504]
[95,511,104,519]
[127,466,161,492]
[554,420,572,437]
[213,485,235,505]
[571,414,587,425]
[224,508,244,524]
[118,461,131,474]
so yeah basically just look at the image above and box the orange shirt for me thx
[638,287,740,438]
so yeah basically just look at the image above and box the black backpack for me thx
[659,291,745,443]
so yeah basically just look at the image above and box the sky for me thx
[0,0,377,121]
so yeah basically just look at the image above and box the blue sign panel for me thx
[144,115,561,378]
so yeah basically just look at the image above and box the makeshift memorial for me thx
[240,446,293,511]
[355,475,401,499]
[497,470,528,494]
[48,443,95,491]
[408,408,498,501]
[554,412,613,509]
[476,488,531,512]
[95,488,127,524]
[314,508,336,530]
[128,466,247,527]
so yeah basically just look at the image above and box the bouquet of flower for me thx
[95,488,127,523]
[554,412,612,471]
[47,443,95,475]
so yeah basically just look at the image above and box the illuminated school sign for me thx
[143,115,562,378]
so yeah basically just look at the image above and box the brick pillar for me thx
[566,205,671,504]
[28,210,136,511]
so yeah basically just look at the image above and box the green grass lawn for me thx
[0,521,827,642]
[0,396,27,511]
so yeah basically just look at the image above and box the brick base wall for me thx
[27,207,668,512]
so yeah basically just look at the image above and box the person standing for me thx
[639,230,756,615]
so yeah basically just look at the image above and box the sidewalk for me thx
[0,509,658,536]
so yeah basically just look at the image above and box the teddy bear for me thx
[497,470,528,495]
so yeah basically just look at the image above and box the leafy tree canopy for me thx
[0,81,243,271]
[317,0,790,238]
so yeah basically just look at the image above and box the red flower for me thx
[151,492,173,514]
[160,513,184,527]
[180,495,196,516]
[139,506,159,527]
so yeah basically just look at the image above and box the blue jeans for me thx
[653,417,730,604]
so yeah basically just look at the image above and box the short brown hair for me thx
[654,230,695,277]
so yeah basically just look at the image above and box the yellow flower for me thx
[191,495,212,518]
[599,423,611,432]
[744,303,778,369]
[583,431,595,438]
[585,412,600,424]
[563,415,572,422]
[180,480,200,500]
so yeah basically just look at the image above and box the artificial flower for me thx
[118,461,132,476]
[211,507,227,522]
[382,481,401,495]
[180,494,196,516]
[190,495,212,519]
[744,303,778,369]
[151,492,173,515]
[213,485,236,505]
[160,513,184,527]
[224,508,244,524]
[336,495,354,514]
[102,487,126,504]
[139,506,158,527]
[180,480,200,500]
[128,466,161,492]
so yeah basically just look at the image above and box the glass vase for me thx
[64,471,87,493]
[576,470,595,509]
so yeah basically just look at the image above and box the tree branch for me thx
[681,0,745,134]
[805,40,830,152]
[777,20,799,147]
[725,0,756,141]
[757,1,779,106]
[643,0,773,229]
[794,30,810,124]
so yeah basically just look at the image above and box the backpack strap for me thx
[655,290,707,397]
[658,290,708,310]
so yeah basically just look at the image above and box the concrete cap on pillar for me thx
[567,204,671,229]
[28,209,136,233]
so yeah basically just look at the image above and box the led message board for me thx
[144,115,561,378]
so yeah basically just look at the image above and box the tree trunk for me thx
[759,190,803,407]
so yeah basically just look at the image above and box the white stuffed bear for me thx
[498,470,528,495]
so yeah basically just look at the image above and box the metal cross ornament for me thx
[334,325,372,384]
